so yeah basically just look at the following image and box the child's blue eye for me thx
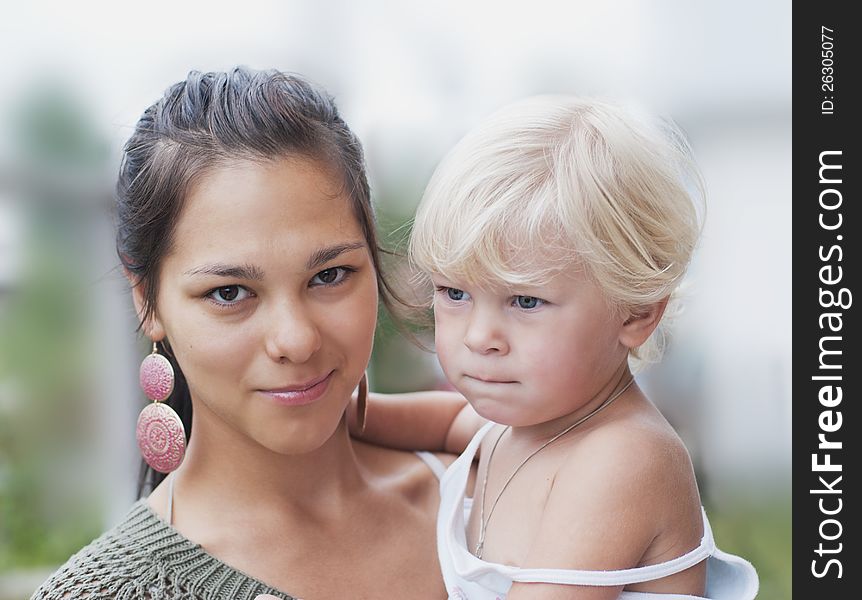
[515,295,543,309]
[448,288,466,301]
[435,286,470,302]
[208,285,251,305]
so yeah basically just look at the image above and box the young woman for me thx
[32,67,464,600]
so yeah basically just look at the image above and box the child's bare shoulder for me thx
[519,403,703,571]
[578,404,690,472]
[560,404,696,506]
[548,405,700,547]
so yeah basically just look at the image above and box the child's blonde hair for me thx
[409,95,704,368]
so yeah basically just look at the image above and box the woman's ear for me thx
[126,269,165,341]
[618,297,669,349]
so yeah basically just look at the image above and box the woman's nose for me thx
[264,301,322,364]
[463,307,509,355]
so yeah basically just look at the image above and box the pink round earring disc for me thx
[140,353,174,401]
[136,402,186,473]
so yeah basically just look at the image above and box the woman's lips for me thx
[260,371,334,406]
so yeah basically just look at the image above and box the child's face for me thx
[431,267,630,427]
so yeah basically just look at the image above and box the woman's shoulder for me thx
[32,500,291,600]
[31,501,163,599]
[352,441,455,496]
[354,439,455,474]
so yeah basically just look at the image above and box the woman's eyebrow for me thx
[184,264,265,280]
[306,241,366,270]
[182,243,366,279]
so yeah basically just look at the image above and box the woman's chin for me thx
[251,416,347,457]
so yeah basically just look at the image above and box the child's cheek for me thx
[527,335,589,390]
[432,318,460,373]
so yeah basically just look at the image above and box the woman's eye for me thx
[515,295,543,309]
[310,267,352,286]
[207,285,250,305]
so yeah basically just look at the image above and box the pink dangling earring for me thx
[136,341,186,473]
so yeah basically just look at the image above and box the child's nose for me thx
[463,308,509,355]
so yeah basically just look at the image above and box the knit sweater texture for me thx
[31,500,295,600]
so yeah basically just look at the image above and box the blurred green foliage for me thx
[368,206,439,393]
[707,495,791,600]
[0,238,104,570]
[0,83,108,572]
[10,81,108,168]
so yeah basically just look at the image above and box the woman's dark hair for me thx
[117,67,399,497]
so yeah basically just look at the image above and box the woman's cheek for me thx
[175,317,252,377]
[330,286,378,359]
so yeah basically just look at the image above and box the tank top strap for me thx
[416,451,449,480]
[509,507,715,586]
[166,472,175,526]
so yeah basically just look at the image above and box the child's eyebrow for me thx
[305,241,366,270]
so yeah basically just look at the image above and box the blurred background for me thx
[0,1,790,598]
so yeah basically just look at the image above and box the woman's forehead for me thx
[166,157,364,270]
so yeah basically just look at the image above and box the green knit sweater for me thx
[31,500,296,600]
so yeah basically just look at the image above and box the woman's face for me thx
[138,156,378,455]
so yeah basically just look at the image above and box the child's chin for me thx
[469,397,524,426]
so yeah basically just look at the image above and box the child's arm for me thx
[348,390,487,454]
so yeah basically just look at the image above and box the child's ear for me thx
[126,269,165,341]
[618,297,669,349]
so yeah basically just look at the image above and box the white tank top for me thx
[437,423,759,600]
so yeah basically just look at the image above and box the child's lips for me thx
[464,373,518,385]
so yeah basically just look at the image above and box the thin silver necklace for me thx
[474,376,635,559]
